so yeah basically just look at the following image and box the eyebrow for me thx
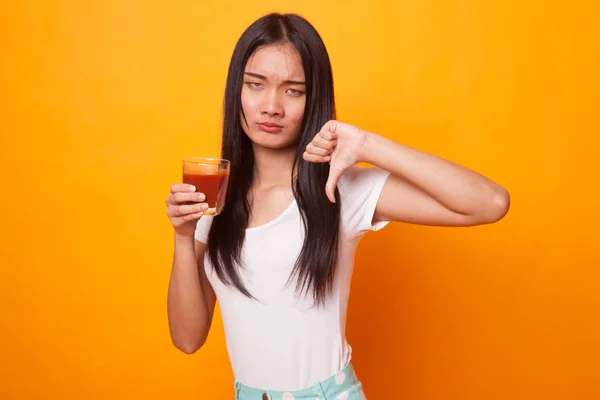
[244,72,306,85]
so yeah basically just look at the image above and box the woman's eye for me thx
[246,82,262,88]
[287,88,304,95]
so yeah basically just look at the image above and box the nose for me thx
[260,89,284,117]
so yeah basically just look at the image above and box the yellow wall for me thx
[1,1,599,398]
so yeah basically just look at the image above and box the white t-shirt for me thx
[194,165,391,391]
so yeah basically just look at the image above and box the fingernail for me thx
[189,185,196,192]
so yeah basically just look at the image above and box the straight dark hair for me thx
[206,13,340,305]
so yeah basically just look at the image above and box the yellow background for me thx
[1,0,599,399]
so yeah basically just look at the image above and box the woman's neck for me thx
[251,144,296,189]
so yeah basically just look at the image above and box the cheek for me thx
[287,101,306,129]
[240,88,257,116]
[240,89,259,135]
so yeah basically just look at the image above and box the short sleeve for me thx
[194,215,214,244]
[337,165,391,237]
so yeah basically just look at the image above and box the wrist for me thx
[358,130,377,165]
[174,231,196,245]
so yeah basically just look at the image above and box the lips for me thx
[257,122,283,133]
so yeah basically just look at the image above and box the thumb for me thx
[326,165,344,203]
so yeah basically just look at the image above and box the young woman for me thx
[165,12,510,400]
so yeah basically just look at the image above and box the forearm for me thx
[167,234,210,353]
[361,132,510,217]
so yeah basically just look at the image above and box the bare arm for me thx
[304,120,510,227]
[362,133,510,226]
[167,234,216,354]
[165,183,216,354]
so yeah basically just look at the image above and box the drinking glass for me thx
[182,157,230,216]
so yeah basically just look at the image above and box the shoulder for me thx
[194,215,215,244]
[338,165,390,198]
[337,165,391,236]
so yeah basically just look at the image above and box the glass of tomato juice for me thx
[182,157,230,216]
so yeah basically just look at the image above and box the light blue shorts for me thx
[233,362,366,399]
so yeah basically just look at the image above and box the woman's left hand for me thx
[303,120,369,203]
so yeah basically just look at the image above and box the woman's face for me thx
[240,42,306,150]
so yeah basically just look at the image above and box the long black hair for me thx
[206,13,340,306]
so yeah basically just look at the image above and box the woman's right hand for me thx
[165,184,208,237]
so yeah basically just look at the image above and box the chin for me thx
[247,130,299,151]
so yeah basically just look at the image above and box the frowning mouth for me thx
[257,122,283,133]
